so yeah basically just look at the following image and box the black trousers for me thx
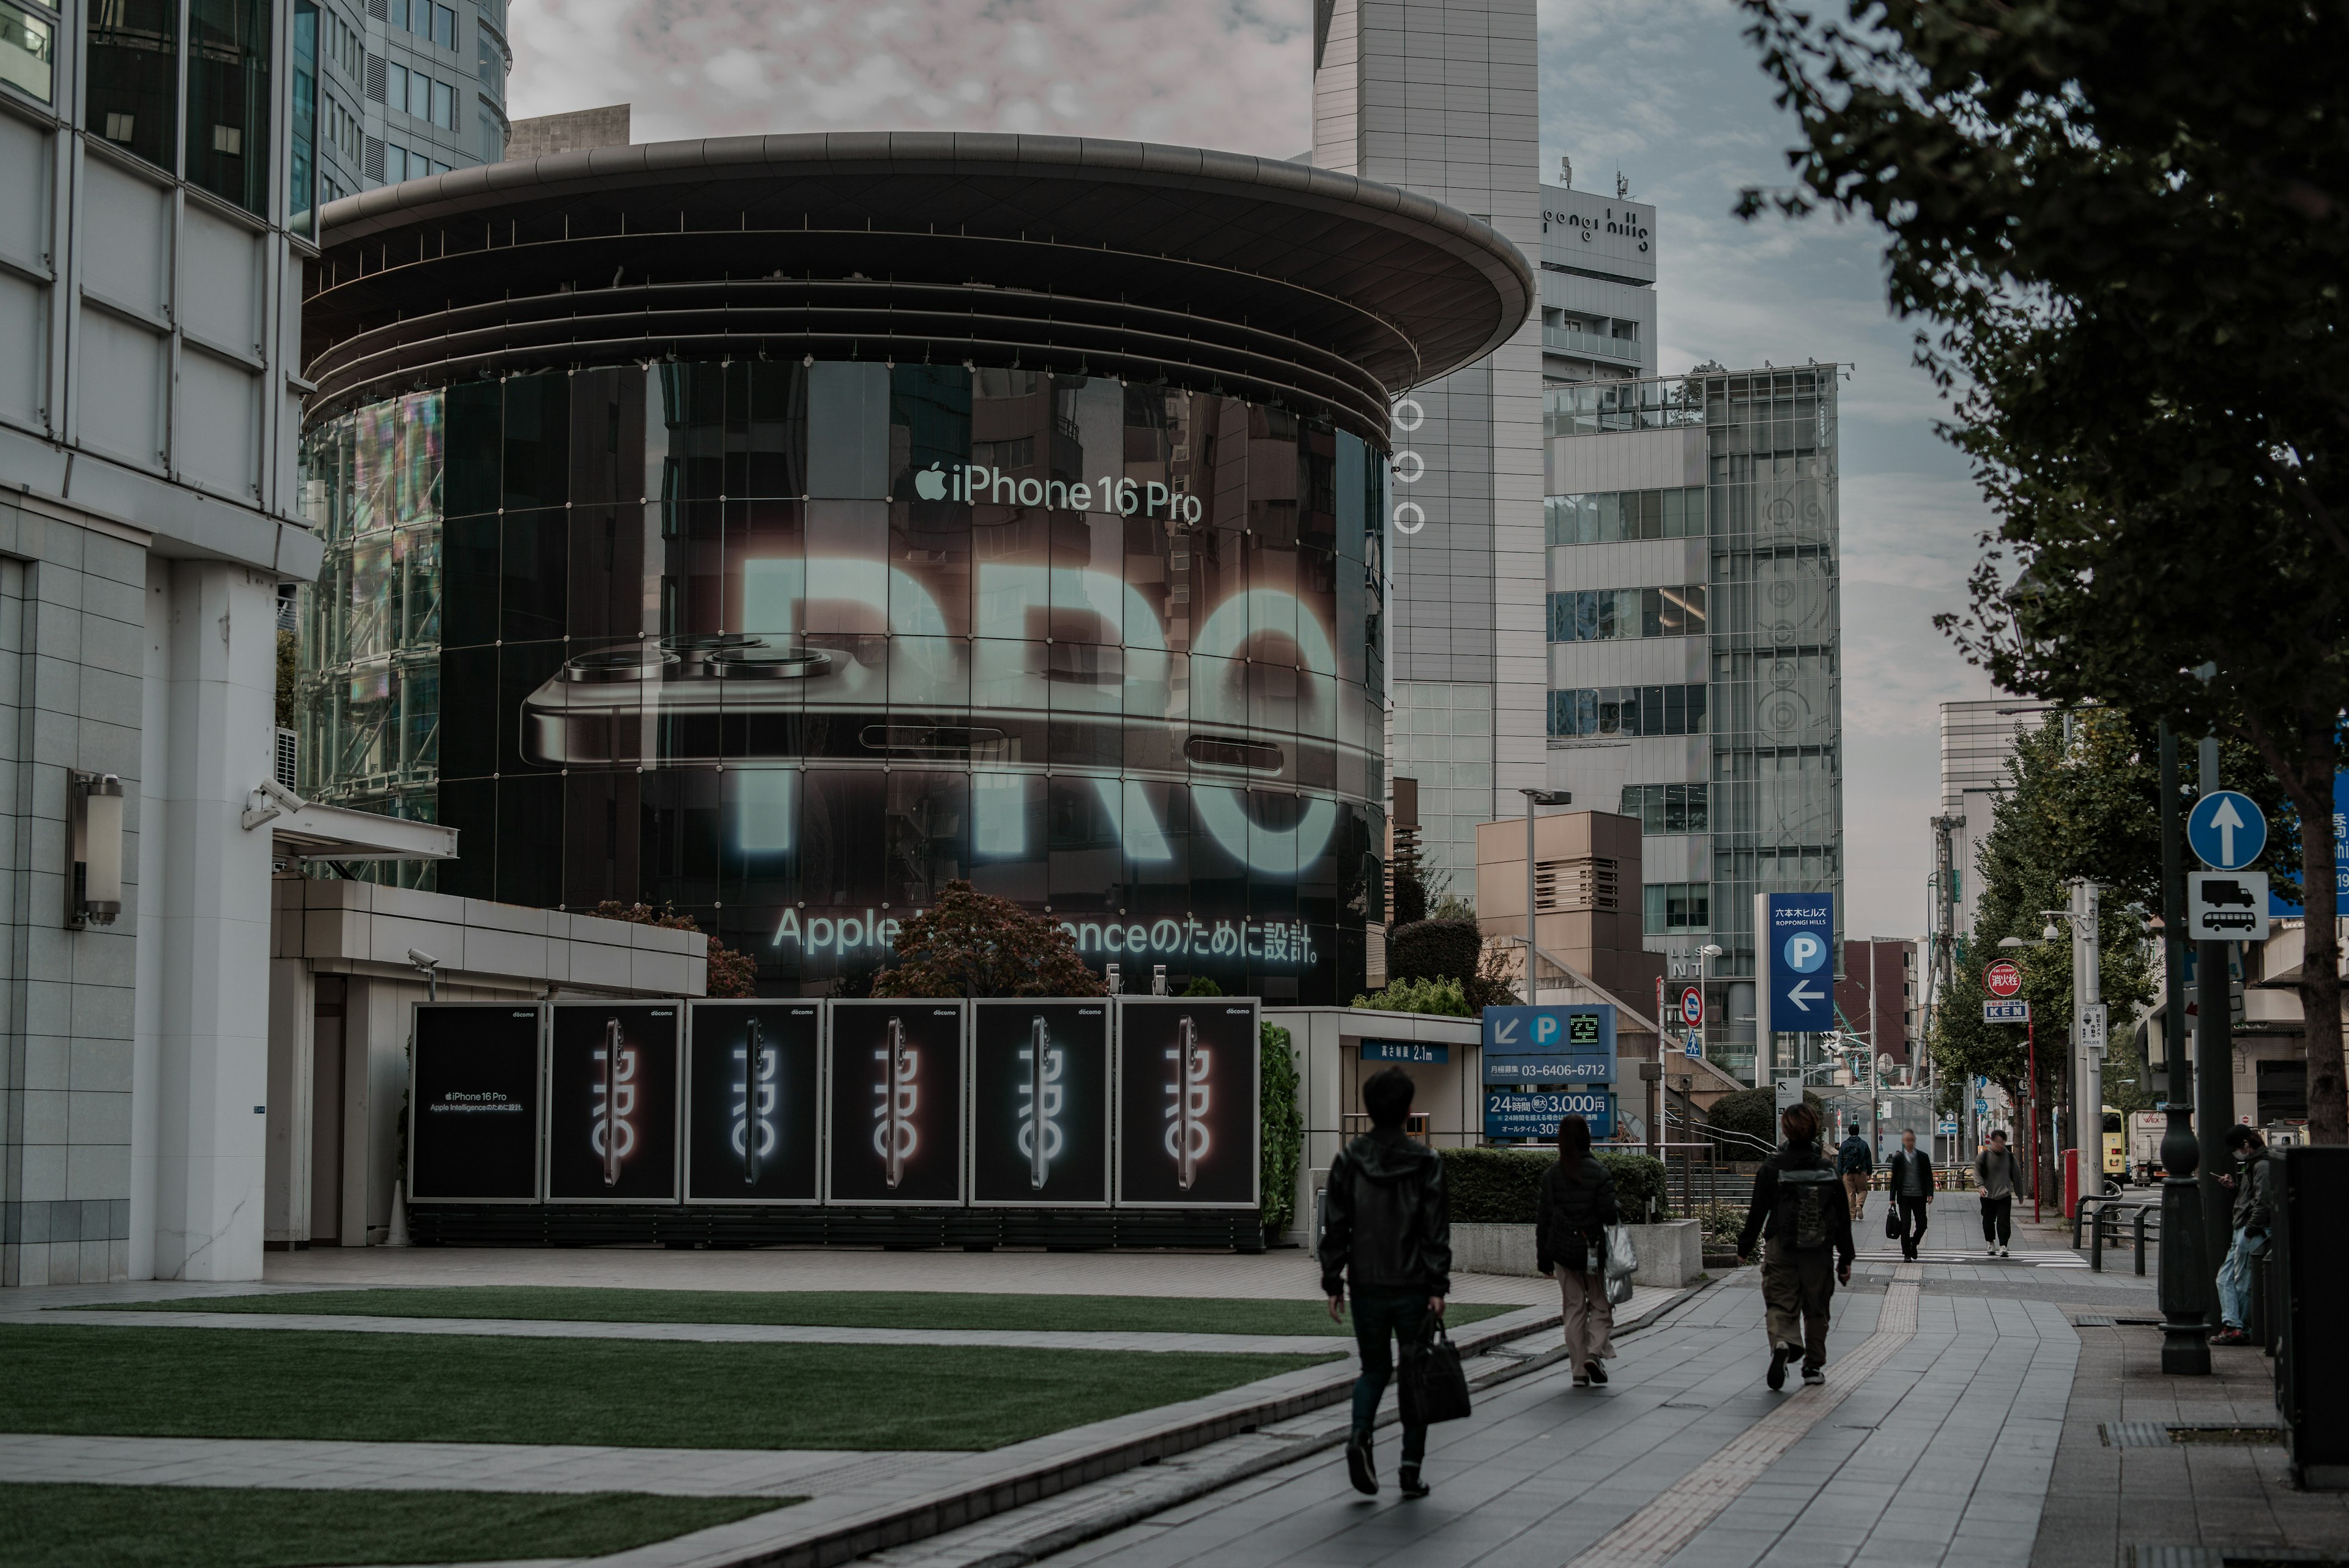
[1980,1194,2013,1246]
[1761,1238,1836,1372]
[1895,1195,1930,1257]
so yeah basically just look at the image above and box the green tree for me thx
[1258,1024,1302,1236]
[869,881,1104,998]
[1737,0,2349,1140]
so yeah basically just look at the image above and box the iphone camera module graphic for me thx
[971,1001,1108,1206]
[686,1001,820,1203]
[828,1002,963,1204]
[549,1004,680,1202]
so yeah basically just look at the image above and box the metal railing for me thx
[2081,1195,2159,1275]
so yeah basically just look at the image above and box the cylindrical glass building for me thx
[297,135,1531,1000]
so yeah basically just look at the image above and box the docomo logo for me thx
[913,463,1205,523]
[872,1020,919,1187]
[1162,1019,1211,1189]
[1984,960,2024,999]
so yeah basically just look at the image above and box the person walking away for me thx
[1887,1128,1934,1261]
[1537,1112,1620,1388]
[1975,1129,2027,1257]
[1838,1123,1876,1224]
[1737,1101,1855,1389]
[2210,1126,2271,1347]
[1319,1066,1450,1499]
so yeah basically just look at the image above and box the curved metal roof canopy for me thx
[305,133,1534,447]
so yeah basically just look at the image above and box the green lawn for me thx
[0,1326,1330,1451]
[102,1286,1512,1336]
[0,1484,785,1568]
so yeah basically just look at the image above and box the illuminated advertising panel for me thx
[302,366,1389,1003]
[826,1000,966,1205]
[1114,997,1261,1209]
[409,1003,542,1203]
[683,1000,822,1204]
[546,1002,683,1203]
[969,1000,1110,1208]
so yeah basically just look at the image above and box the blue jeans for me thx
[1348,1285,1430,1463]
[2217,1225,2267,1330]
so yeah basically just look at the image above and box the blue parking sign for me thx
[1759,893,1836,1031]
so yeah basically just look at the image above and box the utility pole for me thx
[1931,813,1965,1162]
[2157,721,2211,1374]
[2072,879,2102,1207]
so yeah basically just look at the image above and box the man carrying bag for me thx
[1321,1066,1457,1500]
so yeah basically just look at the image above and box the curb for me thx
[681,1282,1716,1568]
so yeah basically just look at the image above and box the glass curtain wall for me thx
[301,365,1389,1001]
[1704,366,1842,1082]
[86,0,177,168]
[185,0,270,212]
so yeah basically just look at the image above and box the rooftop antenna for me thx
[1559,155,1573,188]
[1616,170,1630,199]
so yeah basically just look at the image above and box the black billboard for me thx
[409,1003,543,1203]
[826,1001,965,1205]
[684,1001,822,1203]
[969,1000,1110,1208]
[547,1003,682,1203]
[1115,998,1261,1208]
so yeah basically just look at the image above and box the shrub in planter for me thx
[1258,1024,1302,1237]
[1440,1147,1670,1223]
[1387,919,1483,987]
[1703,1085,1825,1161]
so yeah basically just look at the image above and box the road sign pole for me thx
[2158,720,2211,1375]
[1753,892,1773,1085]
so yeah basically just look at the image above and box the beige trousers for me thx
[1559,1268,1616,1370]
[1843,1172,1869,1223]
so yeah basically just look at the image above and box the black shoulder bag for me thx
[1399,1319,1473,1425]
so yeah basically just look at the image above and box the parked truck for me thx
[2129,1111,2167,1184]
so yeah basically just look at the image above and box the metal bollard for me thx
[2134,1205,2153,1276]
[2092,1205,2106,1272]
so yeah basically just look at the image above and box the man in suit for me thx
[1887,1128,1934,1261]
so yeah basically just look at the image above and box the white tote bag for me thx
[1603,1224,1638,1304]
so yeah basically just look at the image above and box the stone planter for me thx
[1449,1218,1702,1288]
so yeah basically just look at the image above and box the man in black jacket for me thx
[1887,1128,1934,1261]
[1319,1066,1450,1499]
[1737,1100,1855,1389]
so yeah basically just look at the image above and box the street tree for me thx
[869,881,1104,998]
[1736,0,2349,1139]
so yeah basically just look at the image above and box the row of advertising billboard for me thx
[409,997,1261,1211]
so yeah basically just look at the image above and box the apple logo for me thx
[913,463,949,502]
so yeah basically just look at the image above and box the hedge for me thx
[1439,1147,1669,1223]
[1258,1024,1302,1235]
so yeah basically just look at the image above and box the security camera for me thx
[407,949,440,970]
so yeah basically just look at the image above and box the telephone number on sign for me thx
[1483,1060,1611,1082]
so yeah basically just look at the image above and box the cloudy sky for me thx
[506,0,1997,939]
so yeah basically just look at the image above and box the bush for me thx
[1693,1202,1748,1252]
[1258,1024,1302,1236]
[1183,976,1223,997]
[1702,1087,1825,1160]
[1439,1148,1669,1223]
[1387,920,1483,986]
[1349,976,1471,1016]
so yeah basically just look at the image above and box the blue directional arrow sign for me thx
[1758,893,1836,1033]
[2187,790,2267,872]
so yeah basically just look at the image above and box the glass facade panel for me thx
[1547,583,1705,642]
[301,366,1387,999]
[87,0,177,168]
[185,0,269,214]
[1548,684,1707,738]
[1,1,54,102]
[288,1,315,235]
[1545,486,1705,546]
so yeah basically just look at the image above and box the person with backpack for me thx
[1974,1128,2027,1257]
[1837,1123,1875,1224]
[1319,1066,1451,1499]
[1736,1099,1855,1389]
[1536,1112,1620,1388]
[1887,1128,1934,1261]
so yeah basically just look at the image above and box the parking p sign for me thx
[1756,893,1836,1035]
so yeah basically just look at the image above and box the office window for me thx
[1546,486,1706,545]
[384,59,404,111]
[289,0,316,236]
[1644,882,1710,934]
[1548,684,1708,738]
[1619,782,1709,834]
[87,0,177,168]
[185,0,269,214]
[431,76,451,127]
[1,0,53,102]
[383,139,407,182]
[1546,584,1705,642]
[434,2,453,46]
[386,0,407,28]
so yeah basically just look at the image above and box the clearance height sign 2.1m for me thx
[1482,1005,1617,1140]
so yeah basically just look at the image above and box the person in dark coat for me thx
[1737,1100,1855,1389]
[1319,1066,1450,1500]
[1536,1112,1620,1388]
[1887,1129,1934,1261]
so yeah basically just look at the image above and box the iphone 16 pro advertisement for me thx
[969,1000,1110,1207]
[685,1001,822,1203]
[1115,998,1261,1208]
[546,1003,683,1202]
[409,1003,544,1202]
[826,1001,965,1205]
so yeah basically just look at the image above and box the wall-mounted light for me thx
[69,771,124,928]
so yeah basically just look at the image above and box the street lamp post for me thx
[1518,789,1572,1004]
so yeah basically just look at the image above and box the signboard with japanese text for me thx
[1484,1088,1614,1141]
[409,1004,543,1204]
[1481,1005,1617,1085]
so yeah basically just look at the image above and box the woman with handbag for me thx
[1536,1112,1620,1388]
